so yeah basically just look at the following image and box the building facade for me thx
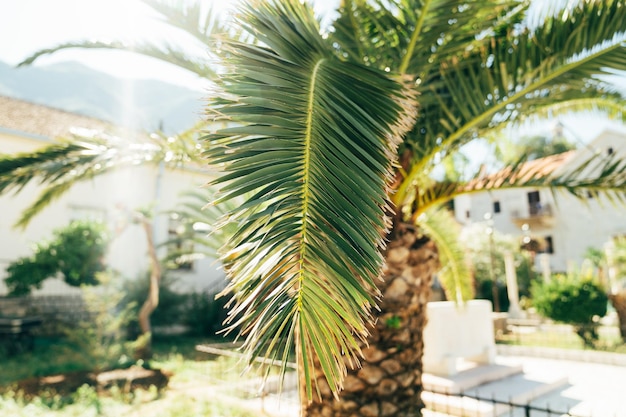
[0,96,225,296]
[453,129,626,273]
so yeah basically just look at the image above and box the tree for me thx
[4,220,108,296]
[2,1,626,416]
[496,134,578,166]
[600,238,626,342]
[459,223,536,311]
[204,2,626,416]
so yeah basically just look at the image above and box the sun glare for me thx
[2,0,338,90]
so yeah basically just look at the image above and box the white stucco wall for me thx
[454,129,626,273]
[0,130,225,296]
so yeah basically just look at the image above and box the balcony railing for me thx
[511,202,553,219]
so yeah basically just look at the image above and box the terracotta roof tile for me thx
[463,151,576,191]
[0,95,113,139]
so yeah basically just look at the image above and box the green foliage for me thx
[4,220,108,296]
[532,275,608,325]
[205,0,417,398]
[459,223,536,308]
[121,274,231,338]
[419,208,475,302]
[1,337,277,416]
[477,279,511,312]
[496,134,577,166]
[385,316,402,330]
[3,256,57,296]
[183,292,232,338]
[121,274,187,331]
[607,237,626,287]
[63,274,140,372]
[531,274,608,346]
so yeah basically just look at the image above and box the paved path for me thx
[496,355,626,417]
[238,352,626,417]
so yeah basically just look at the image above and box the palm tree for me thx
[3,1,626,415]
[204,1,626,416]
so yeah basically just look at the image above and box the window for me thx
[608,147,614,156]
[493,201,501,214]
[465,210,470,219]
[544,236,554,254]
[527,191,541,215]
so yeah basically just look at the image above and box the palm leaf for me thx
[204,0,417,399]
[19,39,217,79]
[418,208,474,302]
[333,0,525,74]
[414,150,626,218]
[398,0,626,206]
[515,96,626,125]
[161,188,242,262]
[0,128,202,228]
[17,0,241,79]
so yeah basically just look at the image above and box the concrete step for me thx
[423,370,569,417]
[423,362,524,394]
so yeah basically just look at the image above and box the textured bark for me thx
[135,213,162,359]
[305,223,439,417]
[609,290,626,342]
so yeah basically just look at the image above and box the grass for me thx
[496,324,626,353]
[0,335,286,417]
[0,337,91,386]
[0,386,267,417]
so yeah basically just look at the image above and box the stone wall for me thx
[0,295,88,336]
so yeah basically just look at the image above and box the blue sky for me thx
[1,0,624,146]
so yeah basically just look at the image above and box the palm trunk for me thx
[609,290,626,342]
[305,222,439,417]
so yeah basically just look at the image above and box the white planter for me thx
[423,300,496,376]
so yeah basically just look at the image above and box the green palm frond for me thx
[462,151,626,204]
[515,96,626,125]
[398,0,626,206]
[0,129,202,228]
[333,0,526,74]
[418,208,474,302]
[143,0,220,45]
[414,150,626,218]
[204,0,417,398]
[17,0,239,79]
[19,39,216,79]
[162,188,242,259]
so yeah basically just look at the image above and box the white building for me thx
[0,96,225,296]
[454,129,626,273]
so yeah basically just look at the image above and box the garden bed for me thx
[13,366,170,398]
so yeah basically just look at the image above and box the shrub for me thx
[121,274,232,338]
[62,273,140,371]
[121,273,187,334]
[5,220,108,296]
[460,223,536,311]
[183,291,233,338]
[531,275,608,346]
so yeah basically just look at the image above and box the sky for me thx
[1,0,624,148]
[0,0,338,89]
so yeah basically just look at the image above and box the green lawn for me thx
[0,336,281,417]
[496,324,626,353]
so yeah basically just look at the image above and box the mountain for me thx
[0,60,204,134]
